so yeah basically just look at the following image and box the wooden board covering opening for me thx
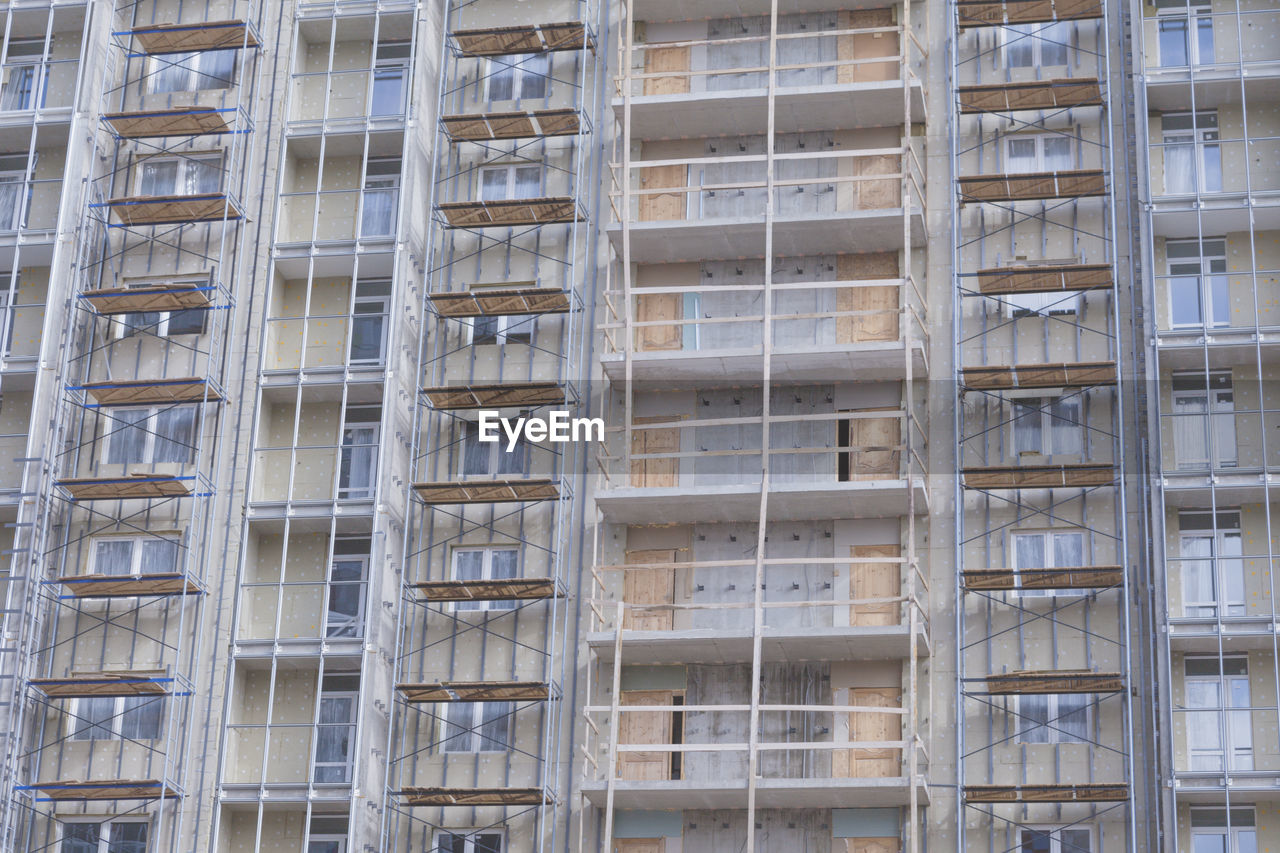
[22,779,180,801]
[397,681,550,703]
[103,194,242,227]
[128,20,258,54]
[422,382,569,410]
[961,464,1113,490]
[959,170,1106,203]
[412,478,559,505]
[427,287,570,318]
[964,783,1128,803]
[452,22,592,56]
[56,573,202,599]
[439,197,578,228]
[396,787,552,806]
[103,108,233,138]
[961,566,1123,590]
[30,670,170,698]
[975,263,1112,295]
[80,377,221,406]
[959,78,1102,113]
[412,577,560,603]
[983,670,1124,694]
[80,284,213,316]
[57,476,192,501]
[442,109,579,141]
[957,0,1104,28]
[961,361,1117,391]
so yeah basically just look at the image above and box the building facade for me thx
[0,0,1267,851]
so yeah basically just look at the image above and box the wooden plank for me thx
[103,194,241,226]
[103,108,233,138]
[840,9,898,84]
[623,549,677,631]
[638,165,687,222]
[428,287,570,318]
[630,418,681,488]
[438,197,578,228]
[964,783,1128,803]
[56,573,201,599]
[851,544,900,626]
[959,170,1106,204]
[958,78,1102,113]
[397,787,551,806]
[80,284,212,316]
[836,686,901,778]
[442,109,580,141]
[57,476,191,501]
[23,779,179,800]
[961,361,1117,391]
[847,409,901,481]
[30,671,170,698]
[635,293,682,351]
[128,19,258,54]
[984,670,1124,694]
[962,566,1123,590]
[643,45,690,96]
[413,578,560,602]
[412,478,559,505]
[852,154,901,210]
[957,0,1101,28]
[975,263,1112,295]
[961,464,1113,489]
[396,681,550,703]
[422,382,568,410]
[618,690,679,781]
[844,840,899,853]
[80,378,220,406]
[616,841,666,853]
[837,253,900,344]
[452,22,592,56]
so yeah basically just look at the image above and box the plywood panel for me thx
[844,838,899,853]
[624,548,676,630]
[851,543,900,626]
[630,416,681,488]
[839,9,898,83]
[834,686,900,778]
[618,690,679,781]
[837,253,899,343]
[638,165,687,221]
[636,293,683,351]
[644,45,690,95]
[848,409,901,480]
[853,154,901,210]
[616,841,665,853]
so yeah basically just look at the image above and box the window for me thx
[1017,692,1090,743]
[339,404,379,500]
[370,41,410,116]
[70,695,163,741]
[487,53,549,101]
[360,158,400,237]
[314,674,359,783]
[0,273,19,356]
[441,701,512,752]
[1180,510,1244,618]
[307,816,348,853]
[451,546,519,612]
[327,537,369,639]
[1,39,47,111]
[114,279,209,339]
[479,164,542,201]
[1012,397,1082,456]
[1011,530,1085,598]
[460,421,526,477]
[91,535,181,576]
[1003,22,1071,67]
[0,154,31,230]
[1021,826,1092,853]
[1171,371,1236,469]
[61,821,149,853]
[137,154,222,197]
[1156,0,1214,67]
[1162,112,1220,195]
[1185,657,1253,772]
[1006,134,1074,174]
[1190,807,1256,853]
[149,50,236,93]
[106,406,197,465]
[470,311,534,346]
[1167,238,1228,329]
[349,278,390,364]
[435,831,505,853]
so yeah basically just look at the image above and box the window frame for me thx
[89,534,182,577]
[1178,509,1244,618]
[1000,21,1072,68]
[467,311,534,346]
[1016,692,1092,744]
[1170,369,1236,469]
[1155,0,1214,68]
[1019,825,1094,853]
[135,152,223,197]
[1184,655,1253,772]
[477,163,544,201]
[1010,529,1086,598]
[348,282,391,365]
[59,818,151,853]
[68,694,164,742]
[449,545,520,612]
[1004,132,1075,174]
[1160,111,1221,195]
[326,554,369,639]
[103,404,199,466]
[338,407,381,500]
[1189,806,1257,853]
[313,689,359,784]
[147,49,237,94]
[485,52,549,102]
[1010,396,1083,457]
[458,420,527,478]
[1166,237,1228,329]
[433,830,506,853]
[440,700,513,754]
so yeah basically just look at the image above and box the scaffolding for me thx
[4,1,261,851]
[383,1,599,852]
[584,0,930,850]
[950,0,1139,850]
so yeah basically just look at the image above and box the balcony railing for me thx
[289,67,408,123]
[236,579,368,641]
[1142,9,1280,72]
[0,57,77,112]
[277,187,399,243]
[252,440,379,503]
[1155,271,1280,334]
[1148,137,1280,198]
[263,307,389,371]
[1159,409,1280,474]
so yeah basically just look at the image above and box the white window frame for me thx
[338,410,380,500]
[307,837,348,853]
[1020,825,1093,853]
[369,41,410,116]
[1161,111,1221,195]
[348,282,391,365]
[1,38,47,112]
[326,554,368,639]
[1016,692,1091,744]
[148,49,236,94]
[1011,396,1083,457]
[0,160,30,231]
[1000,21,1072,68]
[433,830,506,853]
[478,163,543,201]
[1190,807,1257,853]
[1155,0,1214,68]
[1010,529,1086,598]
[466,311,534,346]
[1185,656,1253,772]
[450,545,519,612]
[359,158,400,238]
[68,694,164,741]
[459,420,527,477]
[1179,510,1244,618]
[60,819,151,853]
[0,274,18,355]
[440,701,513,754]
[485,52,549,102]
[1171,370,1236,469]
[104,405,198,466]
[1166,237,1228,329]
[90,534,181,577]
[1004,132,1075,174]
[135,153,222,197]
[313,690,358,784]
[113,277,209,339]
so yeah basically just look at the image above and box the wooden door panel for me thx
[834,686,901,778]
[836,253,900,343]
[850,408,901,480]
[851,543,900,626]
[618,689,679,781]
[624,548,677,630]
[643,45,690,95]
[838,9,898,83]
[853,154,901,211]
[629,416,681,488]
[635,292,683,351]
[638,164,687,221]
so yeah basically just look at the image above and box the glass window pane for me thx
[196,50,236,89]
[151,54,193,94]
[1014,534,1046,569]
[487,60,514,101]
[73,696,116,740]
[1020,829,1052,853]
[120,696,162,740]
[442,702,475,752]
[1006,25,1034,67]
[1058,694,1090,741]
[480,169,509,201]
[478,701,511,751]
[1040,23,1069,65]
[1060,829,1092,853]
[462,423,491,475]
[519,53,549,99]
[1053,533,1083,566]
[60,824,99,853]
[108,408,150,465]
[1159,19,1190,66]
[1013,401,1044,454]
[95,540,136,576]
[166,308,206,335]
[154,407,196,463]
[1043,137,1073,171]
[1019,694,1049,742]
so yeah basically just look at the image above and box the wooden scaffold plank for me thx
[396,787,552,807]
[964,783,1128,803]
[412,578,561,603]
[100,194,242,227]
[413,478,560,505]
[961,566,1124,590]
[959,170,1106,204]
[19,779,181,801]
[438,197,579,228]
[55,573,202,599]
[103,108,234,138]
[396,681,551,703]
[961,361,1117,391]
[427,287,571,318]
[30,670,171,698]
[961,464,1114,490]
[958,78,1103,113]
[56,476,192,501]
[127,20,259,54]
[452,22,592,56]
[77,377,221,406]
[80,283,213,316]
[983,670,1124,694]
[957,0,1103,28]
[975,263,1112,295]
[442,108,580,141]
[422,382,570,410]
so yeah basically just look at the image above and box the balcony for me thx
[607,143,926,263]
[287,22,411,134]
[262,276,390,379]
[276,145,401,247]
[616,16,925,139]
[1157,406,1280,501]
[1141,8,1280,93]
[1148,132,1280,235]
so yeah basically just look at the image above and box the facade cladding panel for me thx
[0,0,1264,851]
